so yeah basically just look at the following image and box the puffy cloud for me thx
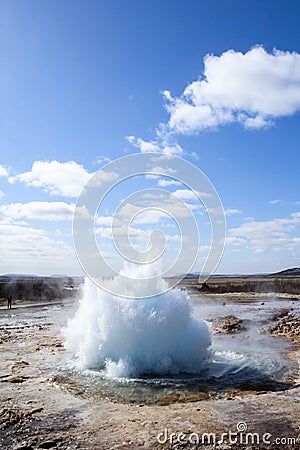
[0,201,77,221]
[0,165,9,177]
[163,47,300,133]
[173,189,199,202]
[173,189,211,202]
[11,160,93,197]
[126,136,183,156]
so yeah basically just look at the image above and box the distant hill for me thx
[270,267,300,277]
[0,274,83,280]
[1,274,39,278]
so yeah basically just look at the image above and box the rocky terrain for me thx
[269,309,300,342]
[0,296,299,449]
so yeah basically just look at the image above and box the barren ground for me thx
[0,295,299,450]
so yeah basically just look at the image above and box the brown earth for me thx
[172,274,300,296]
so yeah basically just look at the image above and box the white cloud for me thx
[0,201,76,221]
[126,136,183,156]
[173,189,211,201]
[95,224,142,239]
[131,209,169,225]
[146,165,177,178]
[94,155,111,166]
[96,215,114,227]
[190,151,200,160]
[173,189,199,202]
[116,191,200,226]
[269,199,282,204]
[225,208,242,216]
[97,208,178,231]
[157,179,181,187]
[226,236,247,246]
[88,170,118,188]
[163,47,300,133]
[0,221,79,275]
[95,223,180,263]
[227,212,300,253]
[11,160,93,197]
[0,190,5,199]
[242,115,270,129]
[0,165,9,177]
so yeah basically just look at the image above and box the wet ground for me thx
[0,294,299,449]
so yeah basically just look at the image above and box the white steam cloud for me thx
[64,264,211,378]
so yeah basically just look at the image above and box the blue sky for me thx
[1,0,300,275]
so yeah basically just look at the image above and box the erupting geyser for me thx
[64,265,211,378]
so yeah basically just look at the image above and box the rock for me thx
[212,315,247,334]
[12,442,33,450]
[38,441,57,449]
[7,375,29,383]
[200,282,210,292]
[27,407,43,416]
[0,395,12,402]
[11,361,30,373]
[0,373,13,381]
[271,308,291,321]
[269,312,300,342]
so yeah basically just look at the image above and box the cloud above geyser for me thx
[161,47,300,133]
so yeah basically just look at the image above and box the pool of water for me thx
[56,338,296,404]
[2,295,298,405]
[56,295,298,404]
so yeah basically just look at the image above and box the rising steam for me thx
[64,264,211,378]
